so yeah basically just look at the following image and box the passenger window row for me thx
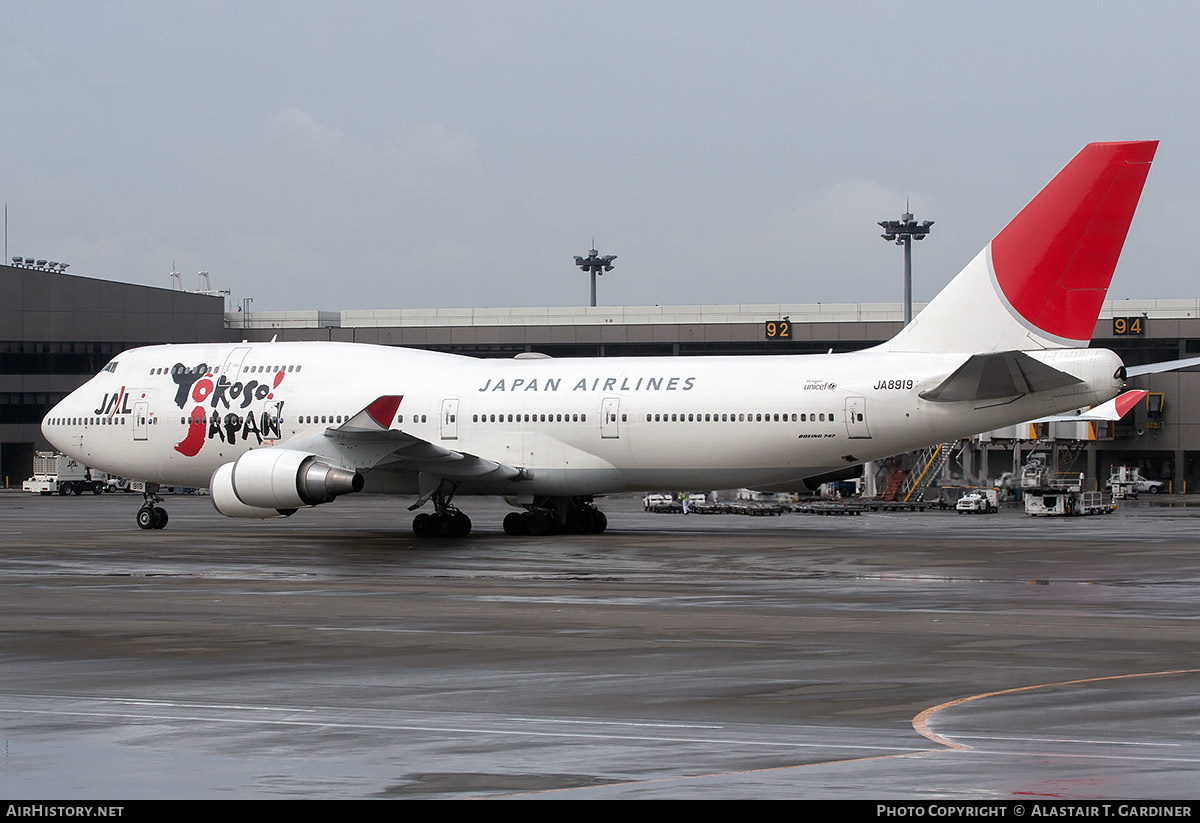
[646,411,833,423]
[46,416,130,426]
[473,413,588,423]
[148,364,305,376]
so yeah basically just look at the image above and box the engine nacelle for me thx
[210,462,293,519]
[209,450,364,518]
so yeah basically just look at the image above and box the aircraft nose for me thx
[42,396,72,451]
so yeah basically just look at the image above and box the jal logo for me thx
[94,387,133,417]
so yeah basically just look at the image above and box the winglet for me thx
[339,395,403,432]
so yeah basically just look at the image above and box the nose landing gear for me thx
[135,484,168,530]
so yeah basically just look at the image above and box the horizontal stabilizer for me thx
[1124,355,1200,377]
[1029,389,1147,423]
[920,351,1082,403]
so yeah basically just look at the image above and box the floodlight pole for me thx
[573,247,617,307]
[878,210,934,325]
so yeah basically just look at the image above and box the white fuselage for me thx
[43,340,1124,496]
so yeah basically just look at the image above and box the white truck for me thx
[22,451,109,496]
[956,488,999,514]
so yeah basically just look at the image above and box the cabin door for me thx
[440,398,459,440]
[601,397,621,439]
[133,401,149,441]
[844,396,871,439]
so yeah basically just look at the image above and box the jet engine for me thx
[210,449,364,518]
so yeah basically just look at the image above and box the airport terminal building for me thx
[0,263,225,483]
[4,261,1198,491]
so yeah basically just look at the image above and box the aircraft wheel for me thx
[453,511,472,537]
[412,512,436,538]
[592,510,607,534]
[566,509,591,534]
[435,512,462,538]
[136,507,156,530]
[527,511,552,536]
[153,507,168,529]
[503,512,526,536]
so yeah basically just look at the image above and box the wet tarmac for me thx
[1,491,1198,798]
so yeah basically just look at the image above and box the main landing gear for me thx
[407,490,608,538]
[503,496,607,536]
[411,485,471,538]
[135,485,168,530]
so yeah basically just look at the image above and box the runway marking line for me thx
[912,667,1200,750]
[502,668,1200,797]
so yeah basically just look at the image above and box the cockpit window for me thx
[102,360,119,374]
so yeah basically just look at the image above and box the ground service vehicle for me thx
[956,489,999,514]
[21,451,108,496]
[1106,466,1164,496]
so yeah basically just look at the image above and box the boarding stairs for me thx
[895,441,958,504]
[879,469,907,502]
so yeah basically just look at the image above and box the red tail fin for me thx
[992,141,1157,342]
[888,141,1157,354]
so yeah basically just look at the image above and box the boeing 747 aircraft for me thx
[43,141,1158,535]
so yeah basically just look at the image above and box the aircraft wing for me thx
[282,395,526,482]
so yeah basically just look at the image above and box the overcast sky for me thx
[3,1,1198,312]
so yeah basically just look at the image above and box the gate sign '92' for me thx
[765,320,791,339]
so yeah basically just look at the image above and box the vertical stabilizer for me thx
[887,141,1157,354]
